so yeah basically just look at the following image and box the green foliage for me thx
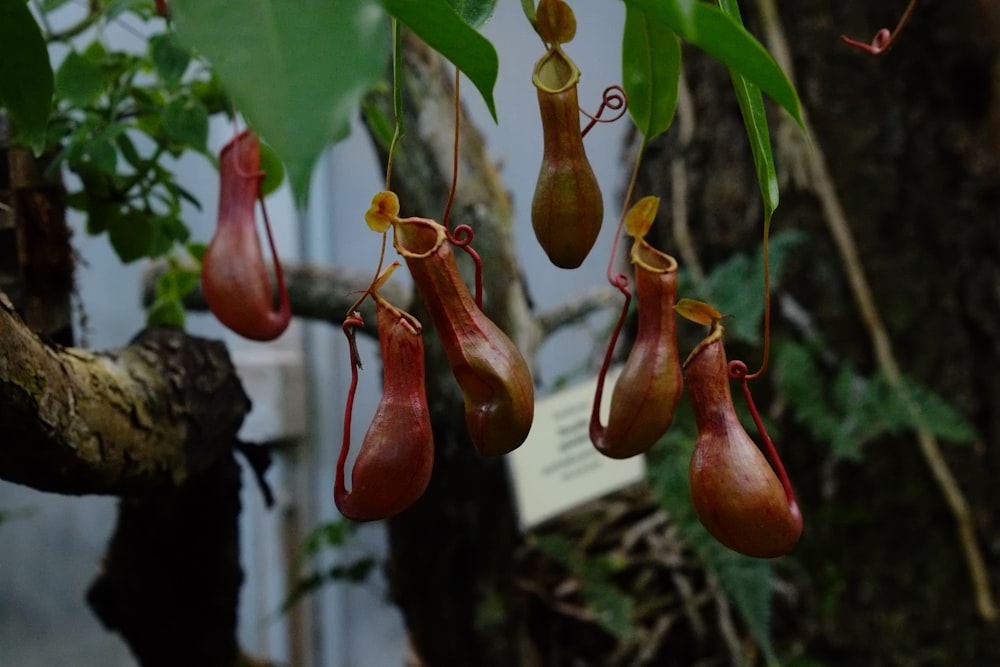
[281,519,377,612]
[679,230,806,344]
[172,0,389,206]
[622,0,803,128]
[718,0,780,222]
[0,0,54,152]
[776,342,977,462]
[531,534,636,640]
[379,0,498,121]
[622,5,680,142]
[41,4,236,325]
[447,0,497,28]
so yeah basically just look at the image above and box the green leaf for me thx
[718,0,779,219]
[361,98,396,151]
[162,96,209,150]
[622,5,680,142]
[448,0,497,28]
[107,210,154,263]
[580,578,635,640]
[147,295,186,327]
[172,0,389,206]
[104,0,152,21]
[55,51,104,107]
[258,140,286,196]
[889,380,978,444]
[86,136,118,175]
[379,0,498,122]
[622,0,803,127]
[149,33,192,87]
[0,0,54,152]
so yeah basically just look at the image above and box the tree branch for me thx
[143,262,411,339]
[0,289,250,495]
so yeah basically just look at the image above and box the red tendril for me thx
[728,359,797,506]
[840,0,918,56]
[446,224,484,309]
[337,313,365,495]
[581,85,628,138]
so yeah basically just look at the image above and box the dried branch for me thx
[535,285,621,338]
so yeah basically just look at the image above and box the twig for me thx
[534,285,622,338]
[757,0,997,622]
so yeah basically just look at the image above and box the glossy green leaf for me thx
[379,0,498,121]
[622,5,680,141]
[448,0,497,28]
[55,51,104,107]
[149,33,191,88]
[0,0,54,152]
[718,0,778,219]
[172,0,389,205]
[622,0,803,127]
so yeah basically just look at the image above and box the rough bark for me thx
[0,114,75,345]
[87,452,245,667]
[0,296,249,495]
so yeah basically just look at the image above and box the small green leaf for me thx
[259,140,286,196]
[147,295,186,327]
[448,0,497,28]
[580,578,635,640]
[622,6,680,141]
[379,0,498,122]
[0,0,54,152]
[718,0,779,219]
[104,0,151,21]
[890,380,978,444]
[86,137,118,175]
[186,241,208,262]
[622,0,803,127]
[172,0,389,206]
[55,51,104,107]
[361,98,396,151]
[162,96,209,150]
[107,210,154,263]
[149,33,192,87]
[116,132,144,169]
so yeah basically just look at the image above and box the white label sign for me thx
[507,368,646,530]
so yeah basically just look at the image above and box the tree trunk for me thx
[635,0,1000,662]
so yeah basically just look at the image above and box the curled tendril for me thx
[581,85,628,138]
[610,271,630,297]
[840,0,918,56]
[727,359,749,380]
[446,224,484,309]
